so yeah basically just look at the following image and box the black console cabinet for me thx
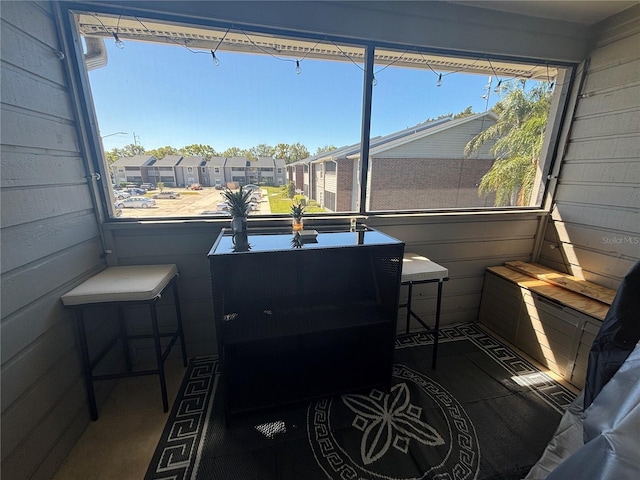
[208,226,404,425]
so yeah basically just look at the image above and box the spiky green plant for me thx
[222,187,252,217]
[290,202,305,220]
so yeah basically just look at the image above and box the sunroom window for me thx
[72,10,570,219]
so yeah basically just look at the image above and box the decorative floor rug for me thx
[145,323,576,480]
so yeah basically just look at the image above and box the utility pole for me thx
[133,132,140,146]
[481,76,492,111]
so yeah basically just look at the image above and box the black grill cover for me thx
[583,260,640,414]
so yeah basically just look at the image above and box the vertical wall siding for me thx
[0,2,109,479]
[539,9,640,289]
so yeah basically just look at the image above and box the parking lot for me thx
[115,187,271,218]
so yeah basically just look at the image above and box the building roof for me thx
[225,156,252,167]
[361,111,498,158]
[287,112,497,166]
[155,155,183,166]
[208,156,227,166]
[178,156,206,167]
[111,155,156,167]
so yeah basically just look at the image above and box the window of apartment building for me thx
[70,8,570,219]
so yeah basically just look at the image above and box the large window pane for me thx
[77,13,364,218]
[366,47,564,211]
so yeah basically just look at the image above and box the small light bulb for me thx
[372,75,378,87]
[493,80,502,93]
[210,50,220,66]
[295,60,302,75]
[113,32,124,49]
[436,73,442,87]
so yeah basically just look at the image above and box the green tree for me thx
[180,144,218,158]
[250,143,275,158]
[146,145,179,159]
[104,143,145,164]
[274,143,290,160]
[315,144,337,155]
[222,147,245,157]
[453,106,474,119]
[288,142,310,163]
[465,81,552,206]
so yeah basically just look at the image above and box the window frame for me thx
[59,2,577,223]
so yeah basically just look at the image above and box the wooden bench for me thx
[478,262,613,389]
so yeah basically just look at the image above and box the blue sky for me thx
[90,39,501,153]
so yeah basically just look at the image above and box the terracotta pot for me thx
[292,218,304,231]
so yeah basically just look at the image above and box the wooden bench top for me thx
[487,265,610,321]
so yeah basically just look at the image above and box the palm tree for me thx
[466,81,552,206]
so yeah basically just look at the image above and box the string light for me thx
[98,14,561,88]
[211,50,220,66]
[113,15,124,49]
[113,32,124,49]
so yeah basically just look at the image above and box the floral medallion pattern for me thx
[307,364,480,480]
[342,383,444,465]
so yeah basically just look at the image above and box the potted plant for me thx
[290,202,305,231]
[222,186,252,233]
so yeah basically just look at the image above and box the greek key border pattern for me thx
[396,323,576,412]
[145,357,218,480]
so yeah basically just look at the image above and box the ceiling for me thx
[76,1,639,79]
[452,1,638,26]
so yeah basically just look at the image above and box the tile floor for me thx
[53,359,187,480]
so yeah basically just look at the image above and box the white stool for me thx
[400,253,449,368]
[61,264,187,420]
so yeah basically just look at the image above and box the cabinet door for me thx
[515,291,580,379]
[569,318,601,389]
[478,272,523,343]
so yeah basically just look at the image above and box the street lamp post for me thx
[101,131,128,139]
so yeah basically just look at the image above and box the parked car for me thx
[152,191,181,199]
[114,196,156,209]
[242,184,260,192]
[140,183,156,191]
[199,210,231,216]
[125,187,147,195]
[113,190,131,200]
[188,183,203,190]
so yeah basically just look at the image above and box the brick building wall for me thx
[369,157,496,210]
[336,158,355,211]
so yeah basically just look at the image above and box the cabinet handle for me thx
[536,295,565,310]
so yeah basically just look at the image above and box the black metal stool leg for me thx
[405,282,413,334]
[117,305,133,371]
[150,303,169,412]
[172,280,188,367]
[76,308,99,420]
[431,280,444,369]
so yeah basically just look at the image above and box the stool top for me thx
[61,264,178,306]
[402,253,448,282]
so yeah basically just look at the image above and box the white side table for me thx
[400,253,449,368]
[61,264,187,420]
